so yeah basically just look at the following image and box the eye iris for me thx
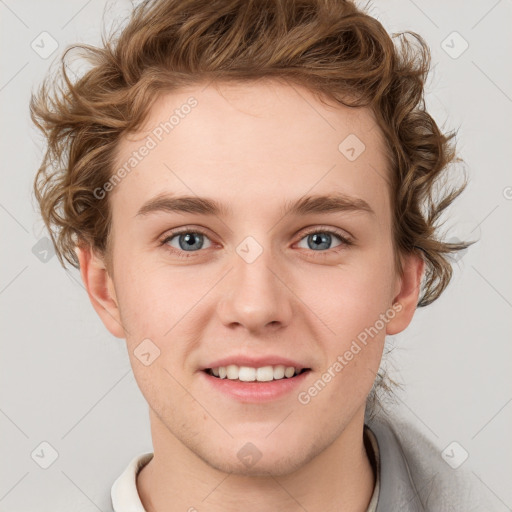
[179,233,204,251]
[308,232,331,250]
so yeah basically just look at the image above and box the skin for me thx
[77,80,423,512]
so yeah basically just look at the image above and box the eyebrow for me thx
[135,192,374,218]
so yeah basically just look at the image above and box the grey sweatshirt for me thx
[366,415,496,511]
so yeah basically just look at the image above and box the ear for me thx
[385,252,425,335]
[76,245,125,339]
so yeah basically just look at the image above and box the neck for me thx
[137,407,375,512]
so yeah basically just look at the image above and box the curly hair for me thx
[30,0,472,307]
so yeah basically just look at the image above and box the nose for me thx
[216,240,293,335]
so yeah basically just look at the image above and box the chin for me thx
[205,452,311,478]
[193,436,323,478]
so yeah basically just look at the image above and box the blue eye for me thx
[162,230,212,255]
[160,227,352,259]
[297,231,346,251]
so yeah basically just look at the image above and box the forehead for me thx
[111,80,391,220]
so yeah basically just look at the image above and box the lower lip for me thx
[199,370,311,403]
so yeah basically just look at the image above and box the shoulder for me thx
[367,413,496,512]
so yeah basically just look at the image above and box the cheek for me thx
[113,264,202,404]
[114,258,204,332]
[305,249,396,379]
[308,256,395,332]
[306,273,391,409]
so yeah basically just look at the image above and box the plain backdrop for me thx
[1,0,511,510]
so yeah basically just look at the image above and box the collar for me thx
[111,451,153,512]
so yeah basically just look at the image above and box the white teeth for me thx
[273,365,285,379]
[239,366,256,381]
[284,366,295,378]
[256,366,274,382]
[208,364,305,382]
[226,364,238,379]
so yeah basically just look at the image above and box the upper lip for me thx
[202,355,311,370]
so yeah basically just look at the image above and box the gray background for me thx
[1,0,511,510]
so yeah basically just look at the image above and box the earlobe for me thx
[76,245,126,339]
[386,252,425,336]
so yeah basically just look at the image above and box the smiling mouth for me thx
[203,367,311,382]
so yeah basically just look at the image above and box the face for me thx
[81,80,421,477]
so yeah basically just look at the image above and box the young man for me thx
[30,0,493,510]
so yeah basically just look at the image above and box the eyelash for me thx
[159,226,353,259]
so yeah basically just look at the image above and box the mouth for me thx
[200,364,313,402]
[203,365,312,382]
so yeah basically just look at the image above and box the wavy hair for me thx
[30,0,472,307]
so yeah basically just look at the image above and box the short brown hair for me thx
[30,0,471,307]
